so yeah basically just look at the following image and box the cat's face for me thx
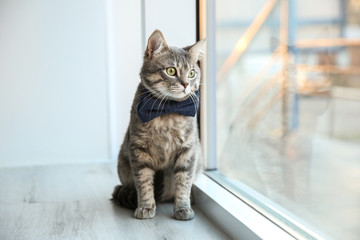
[140,30,205,101]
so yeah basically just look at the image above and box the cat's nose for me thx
[181,82,189,88]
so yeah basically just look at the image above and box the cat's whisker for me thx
[148,96,163,121]
[190,94,198,113]
[135,89,154,96]
[157,90,172,116]
[135,91,155,99]
[135,93,153,111]
[189,92,198,102]
[136,92,155,111]
[191,91,199,100]
[149,90,172,120]
[138,93,157,112]
[163,90,172,102]
[189,92,199,113]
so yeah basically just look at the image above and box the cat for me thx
[112,30,205,221]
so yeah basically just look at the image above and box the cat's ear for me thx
[146,30,169,59]
[189,39,206,62]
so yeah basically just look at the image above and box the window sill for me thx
[193,173,296,240]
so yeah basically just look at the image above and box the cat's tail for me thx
[111,185,137,209]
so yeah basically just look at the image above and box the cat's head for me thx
[140,30,205,101]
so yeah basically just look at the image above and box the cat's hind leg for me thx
[112,144,138,209]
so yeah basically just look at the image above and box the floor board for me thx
[0,163,229,240]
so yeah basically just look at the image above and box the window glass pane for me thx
[215,0,360,239]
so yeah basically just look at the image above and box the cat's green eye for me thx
[188,69,196,79]
[166,67,177,76]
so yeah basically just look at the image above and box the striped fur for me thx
[112,30,205,220]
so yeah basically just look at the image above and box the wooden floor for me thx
[0,163,229,240]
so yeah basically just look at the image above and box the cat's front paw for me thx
[174,207,194,221]
[134,207,156,219]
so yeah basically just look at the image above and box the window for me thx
[200,0,360,239]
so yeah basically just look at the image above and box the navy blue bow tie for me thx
[137,86,200,123]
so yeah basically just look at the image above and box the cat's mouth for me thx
[184,85,192,94]
[170,87,192,101]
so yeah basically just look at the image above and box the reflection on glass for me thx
[215,0,360,239]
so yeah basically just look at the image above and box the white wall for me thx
[0,0,110,167]
[144,0,196,49]
[0,0,195,167]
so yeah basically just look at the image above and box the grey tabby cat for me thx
[112,30,205,220]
